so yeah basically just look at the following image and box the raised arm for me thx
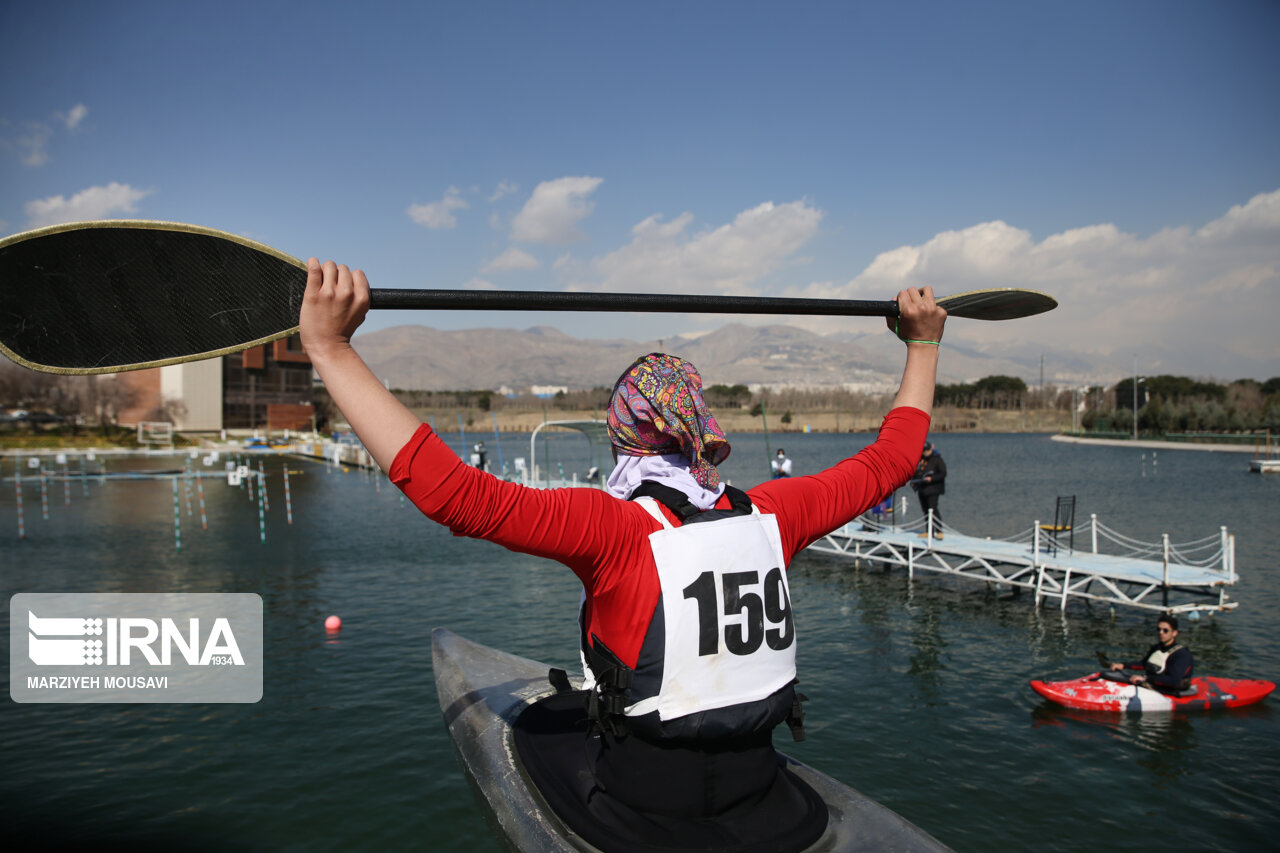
[298,259,422,472]
[751,287,947,557]
[887,285,947,416]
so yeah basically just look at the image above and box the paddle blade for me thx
[936,287,1057,320]
[0,220,1060,375]
[0,221,306,374]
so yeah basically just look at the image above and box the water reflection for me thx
[905,594,947,705]
[1029,703,1199,783]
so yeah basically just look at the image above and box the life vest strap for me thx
[628,481,753,522]
[785,682,808,742]
[548,667,573,694]
[583,633,634,738]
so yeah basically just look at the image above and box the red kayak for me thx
[1030,673,1274,713]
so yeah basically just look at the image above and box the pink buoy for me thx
[324,614,342,632]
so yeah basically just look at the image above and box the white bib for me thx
[635,499,797,721]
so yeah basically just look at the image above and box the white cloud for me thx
[462,277,497,290]
[510,176,603,244]
[63,103,88,130]
[25,182,152,227]
[488,180,517,202]
[407,186,469,229]
[582,200,823,295]
[1195,190,1280,246]
[7,104,88,167]
[482,247,540,273]
[794,189,1280,371]
[17,123,53,167]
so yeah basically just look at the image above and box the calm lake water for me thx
[1,431,1276,852]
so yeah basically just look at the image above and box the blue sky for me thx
[2,0,1278,381]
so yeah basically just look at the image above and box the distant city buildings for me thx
[529,384,569,398]
[115,335,315,432]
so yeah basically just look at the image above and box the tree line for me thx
[384,374,1280,435]
[7,355,1279,438]
[1086,375,1280,435]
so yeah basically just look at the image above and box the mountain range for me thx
[350,322,1112,393]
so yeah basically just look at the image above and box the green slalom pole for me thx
[760,399,773,479]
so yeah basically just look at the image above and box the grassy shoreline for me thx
[0,408,1075,448]
[413,405,1075,435]
[10,408,1268,448]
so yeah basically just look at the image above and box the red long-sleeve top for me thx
[390,406,929,669]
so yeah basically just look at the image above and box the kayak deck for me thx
[431,628,952,852]
[1030,673,1274,713]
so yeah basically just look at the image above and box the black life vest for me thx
[581,481,808,744]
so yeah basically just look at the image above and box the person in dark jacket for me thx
[1110,614,1194,692]
[912,441,946,539]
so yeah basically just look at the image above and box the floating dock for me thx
[808,511,1237,615]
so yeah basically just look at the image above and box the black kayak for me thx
[431,628,952,852]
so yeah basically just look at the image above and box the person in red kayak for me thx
[1110,614,1194,692]
[298,258,946,852]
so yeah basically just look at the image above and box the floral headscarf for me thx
[606,353,730,490]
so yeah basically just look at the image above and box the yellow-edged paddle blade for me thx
[936,287,1057,320]
[0,220,307,374]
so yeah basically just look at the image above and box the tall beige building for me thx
[115,335,314,432]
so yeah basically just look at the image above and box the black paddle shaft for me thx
[0,221,1055,374]
[369,288,899,316]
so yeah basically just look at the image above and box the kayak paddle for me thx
[0,220,1058,375]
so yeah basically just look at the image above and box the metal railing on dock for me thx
[292,436,610,490]
[808,507,1237,615]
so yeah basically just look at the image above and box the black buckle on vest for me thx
[598,669,633,716]
[584,634,635,739]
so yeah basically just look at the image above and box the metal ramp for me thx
[808,513,1238,615]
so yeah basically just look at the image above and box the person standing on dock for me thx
[913,441,946,539]
[771,448,793,478]
[469,440,488,471]
[1110,614,1194,691]
[298,258,947,851]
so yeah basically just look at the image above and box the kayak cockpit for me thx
[513,688,828,853]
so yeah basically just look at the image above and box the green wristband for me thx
[894,319,940,346]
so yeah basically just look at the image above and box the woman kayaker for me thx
[298,258,946,852]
